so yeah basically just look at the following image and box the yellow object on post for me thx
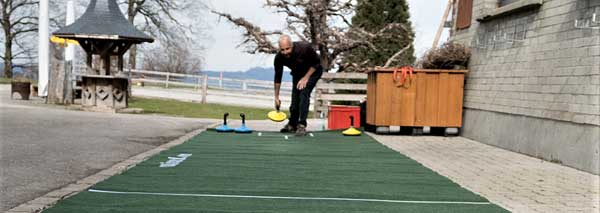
[50,36,79,46]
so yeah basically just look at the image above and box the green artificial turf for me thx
[45,130,508,213]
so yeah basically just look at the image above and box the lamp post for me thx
[65,0,75,61]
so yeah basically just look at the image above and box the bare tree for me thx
[123,0,206,70]
[142,42,202,74]
[212,0,413,72]
[0,0,66,78]
[0,0,38,78]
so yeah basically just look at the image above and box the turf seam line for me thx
[88,189,492,205]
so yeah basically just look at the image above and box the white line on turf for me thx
[257,132,290,140]
[257,132,314,138]
[88,189,492,205]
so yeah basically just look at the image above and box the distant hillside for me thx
[203,67,292,82]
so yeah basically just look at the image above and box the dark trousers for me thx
[289,71,322,127]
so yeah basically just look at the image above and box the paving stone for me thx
[370,134,600,212]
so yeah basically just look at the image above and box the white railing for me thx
[125,69,293,96]
[73,66,367,114]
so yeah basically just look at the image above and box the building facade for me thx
[449,0,599,174]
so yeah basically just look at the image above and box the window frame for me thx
[477,0,543,22]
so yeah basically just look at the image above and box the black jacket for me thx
[274,42,322,83]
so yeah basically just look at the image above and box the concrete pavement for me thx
[0,85,216,212]
[372,134,600,213]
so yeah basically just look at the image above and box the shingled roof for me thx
[53,0,154,43]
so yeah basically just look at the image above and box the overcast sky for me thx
[204,0,449,72]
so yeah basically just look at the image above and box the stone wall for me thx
[450,0,599,174]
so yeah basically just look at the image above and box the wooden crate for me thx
[366,68,467,128]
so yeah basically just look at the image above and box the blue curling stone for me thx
[234,124,253,134]
[216,124,234,132]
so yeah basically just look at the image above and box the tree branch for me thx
[383,44,412,67]
[212,10,281,54]
[212,0,413,72]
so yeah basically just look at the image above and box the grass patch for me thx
[0,78,37,84]
[129,96,297,120]
[0,78,11,84]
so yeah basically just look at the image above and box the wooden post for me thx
[126,68,132,97]
[86,52,92,68]
[118,54,124,72]
[201,74,208,104]
[165,73,170,88]
[433,0,453,49]
[102,53,110,75]
[48,61,66,104]
[64,61,73,104]
[242,81,247,91]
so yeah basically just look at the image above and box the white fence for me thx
[72,66,367,114]
[126,69,295,98]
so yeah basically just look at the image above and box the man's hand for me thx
[274,97,281,110]
[296,77,309,90]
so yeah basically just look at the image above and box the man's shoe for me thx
[280,124,296,133]
[295,124,307,136]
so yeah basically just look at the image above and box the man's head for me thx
[278,35,293,58]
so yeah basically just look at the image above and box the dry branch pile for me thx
[419,42,470,69]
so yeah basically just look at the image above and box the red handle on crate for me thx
[393,66,414,88]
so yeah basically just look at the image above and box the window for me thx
[456,0,473,29]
